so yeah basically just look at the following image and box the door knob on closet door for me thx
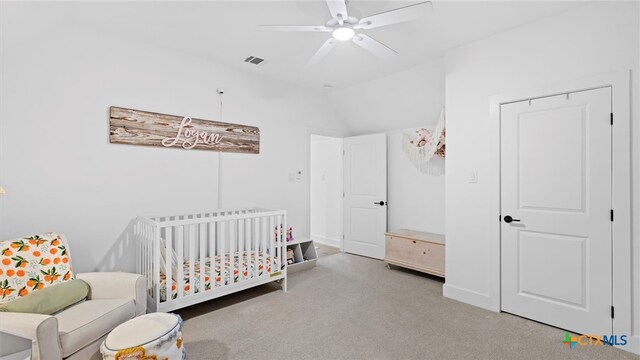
[374,201,386,206]
[503,215,520,223]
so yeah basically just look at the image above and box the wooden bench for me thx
[384,229,445,278]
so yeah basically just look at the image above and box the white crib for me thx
[135,208,287,312]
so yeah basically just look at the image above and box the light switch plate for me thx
[468,171,478,183]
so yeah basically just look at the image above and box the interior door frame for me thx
[306,127,344,251]
[490,71,631,345]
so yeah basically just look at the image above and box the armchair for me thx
[0,234,146,360]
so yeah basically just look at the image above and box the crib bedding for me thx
[159,251,279,302]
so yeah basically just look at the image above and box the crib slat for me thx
[154,226,161,305]
[283,214,287,274]
[140,224,145,296]
[140,224,145,295]
[188,224,195,296]
[141,224,145,294]
[176,226,184,299]
[166,228,173,303]
[199,223,206,294]
[238,219,244,281]
[209,222,216,290]
[269,216,274,275]
[254,217,260,278]
[220,220,226,286]
[147,224,153,300]
[246,219,251,279]
[136,222,140,275]
[261,216,267,276]
[142,224,147,299]
[278,215,283,271]
[149,224,153,300]
[138,223,142,275]
[230,219,236,285]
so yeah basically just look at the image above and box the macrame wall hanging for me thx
[402,108,446,176]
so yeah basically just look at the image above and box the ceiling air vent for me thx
[243,56,266,66]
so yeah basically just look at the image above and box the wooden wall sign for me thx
[109,106,260,154]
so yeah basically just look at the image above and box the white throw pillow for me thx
[158,238,179,279]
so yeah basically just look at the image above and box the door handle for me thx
[503,215,520,223]
[374,201,386,206]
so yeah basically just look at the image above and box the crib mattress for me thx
[159,252,278,302]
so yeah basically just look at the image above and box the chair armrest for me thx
[77,272,147,316]
[0,312,62,360]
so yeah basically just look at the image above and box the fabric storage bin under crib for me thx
[159,251,280,302]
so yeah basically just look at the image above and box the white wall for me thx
[443,1,639,349]
[0,6,345,272]
[328,58,445,135]
[214,88,346,244]
[329,58,447,235]
[310,135,343,247]
[387,131,445,234]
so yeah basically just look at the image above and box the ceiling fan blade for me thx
[356,1,432,30]
[258,25,332,32]
[326,0,349,24]
[309,38,337,65]
[352,34,398,59]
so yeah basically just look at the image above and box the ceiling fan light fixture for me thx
[332,27,355,41]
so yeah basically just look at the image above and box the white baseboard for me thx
[443,283,499,312]
[629,335,640,355]
[614,334,640,355]
[310,234,341,249]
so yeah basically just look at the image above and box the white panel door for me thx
[501,87,612,335]
[343,133,387,259]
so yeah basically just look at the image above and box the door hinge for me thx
[343,150,345,155]
[343,192,345,198]
[610,209,614,222]
[610,113,613,125]
[611,306,615,319]
[498,215,502,222]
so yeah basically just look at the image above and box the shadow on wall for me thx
[94,220,137,273]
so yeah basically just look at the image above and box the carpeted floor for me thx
[177,251,638,360]
[314,242,341,257]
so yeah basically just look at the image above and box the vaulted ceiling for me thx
[3,1,588,91]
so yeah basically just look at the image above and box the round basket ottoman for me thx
[101,312,185,360]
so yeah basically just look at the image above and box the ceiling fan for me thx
[258,0,433,64]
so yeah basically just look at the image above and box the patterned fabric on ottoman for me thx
[101,312,185,360]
